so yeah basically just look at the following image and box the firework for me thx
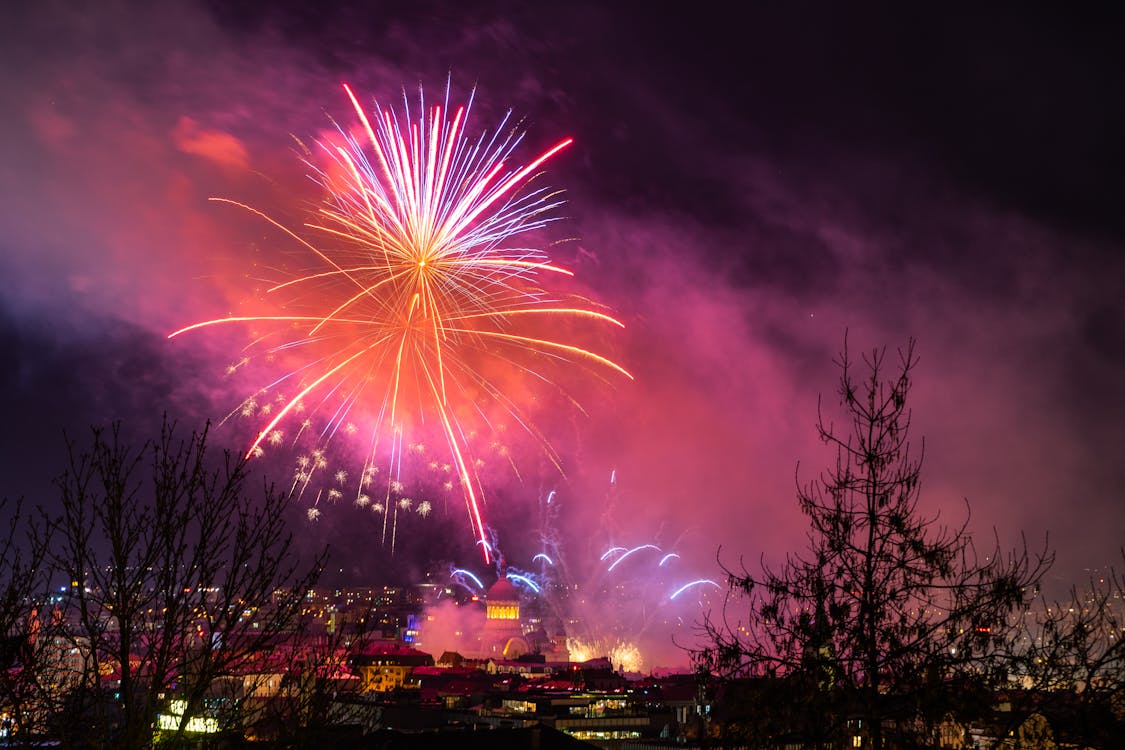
[450,568,485,593]
[170,82,631,560]
[447,537,717,671]
[419,474,720,672]
[668,578,720,600]
[505,572,541,593]
[567,639,644,674]
[606,543,661,572]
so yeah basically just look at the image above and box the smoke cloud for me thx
[2,1,1123,668]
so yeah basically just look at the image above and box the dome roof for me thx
[487,576,520,602]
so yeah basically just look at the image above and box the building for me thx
[348,643,434,693]
[480,577,531,658]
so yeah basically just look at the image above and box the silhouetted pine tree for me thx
[696,337,1050,750]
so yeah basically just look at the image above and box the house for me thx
[348,643,434,692]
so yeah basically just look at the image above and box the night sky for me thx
[2,1,1124,605]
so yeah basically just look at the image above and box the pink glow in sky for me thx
[1,3,1123,645]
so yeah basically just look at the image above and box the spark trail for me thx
[170,82,631,561]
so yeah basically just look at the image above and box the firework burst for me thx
[170,82,630,560]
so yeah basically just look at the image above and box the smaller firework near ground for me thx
[431,481,720,673]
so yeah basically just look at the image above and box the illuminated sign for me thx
[155,700,219,734]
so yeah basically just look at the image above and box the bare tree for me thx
[695,337,1051,749]
[991,563,1125,749]
[50,419,324,750]
[244,608,380,748]
[0,498,57,741]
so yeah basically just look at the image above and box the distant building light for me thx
[156,700,219,734]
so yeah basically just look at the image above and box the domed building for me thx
[479,576,530,658]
